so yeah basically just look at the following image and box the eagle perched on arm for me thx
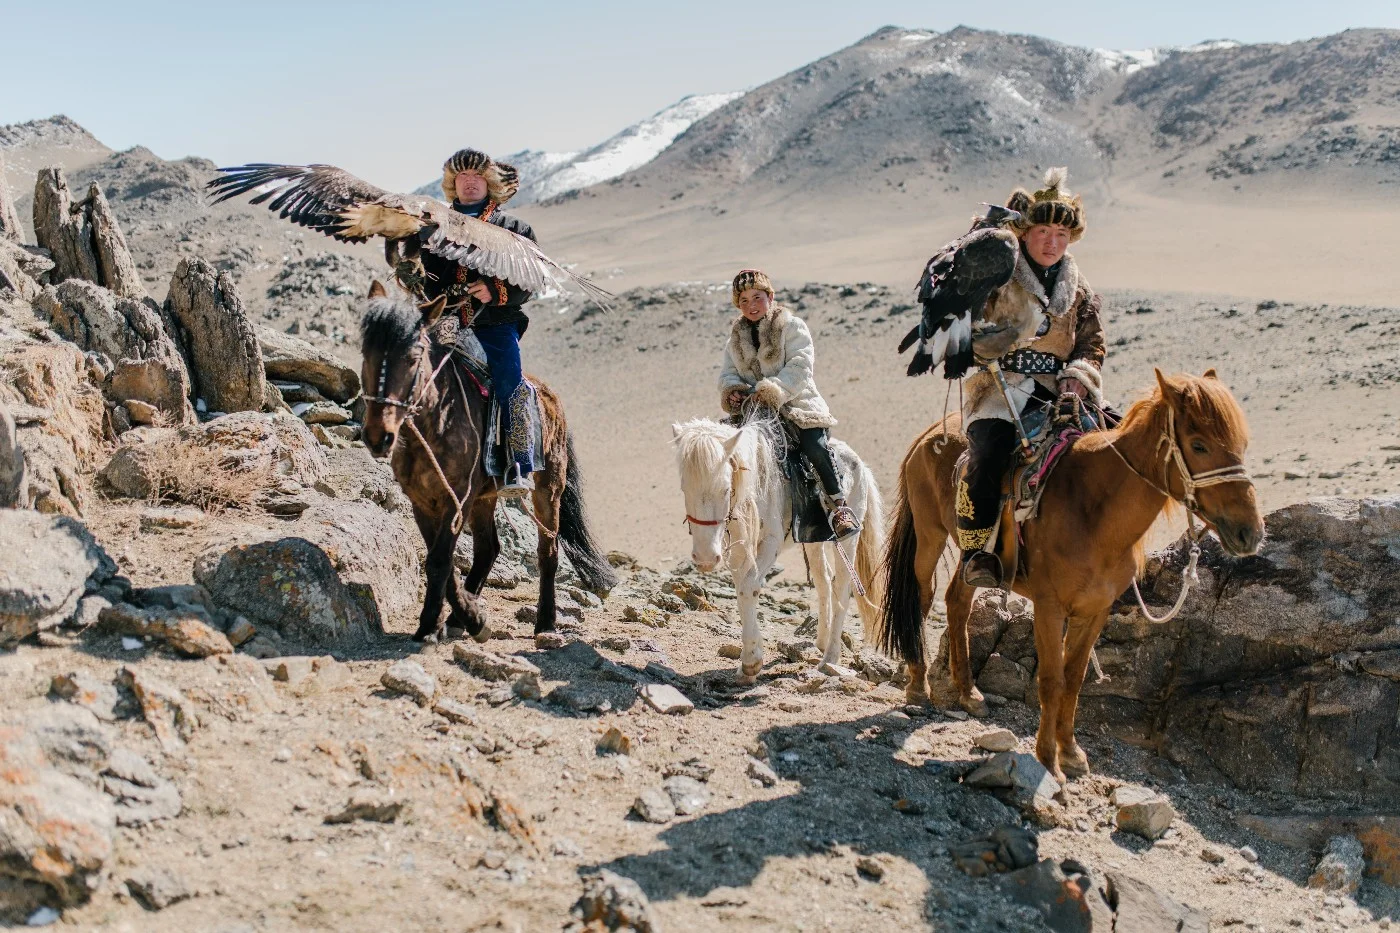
[206,163,613,310]
[897,204,1023,379]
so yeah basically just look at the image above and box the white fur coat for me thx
[719,305,836,429]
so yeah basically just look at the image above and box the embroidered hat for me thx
[731,269,774,307]
[441,149,520,205]
[1005,167,1086,242]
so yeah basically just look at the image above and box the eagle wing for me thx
[207,163,613,310]
[898,226,1018,379]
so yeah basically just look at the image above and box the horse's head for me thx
[672,419,753,572]
[359,282,447,459]
[1155,368,1264,556]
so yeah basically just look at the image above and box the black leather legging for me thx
[797,427,843,498]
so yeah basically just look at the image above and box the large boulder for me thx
[0,398,24,507]
[164,258,264,414]
[0,339,105,515]
[0,510,116,646]
[31,168,145,299]
[259,328,360,404]
[194,498,421,647]
[0,719,115,919]
[34,280,193,421]
[946,496,1400,806]
[98,412,324,505]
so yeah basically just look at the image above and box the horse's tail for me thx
[851,462,887,644]
[559,433,618,597]
[878,480,926,665]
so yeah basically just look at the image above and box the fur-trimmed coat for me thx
[719,305,837,429]
[964,251,1106,424]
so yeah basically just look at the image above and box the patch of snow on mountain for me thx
[1094,39,1244,74]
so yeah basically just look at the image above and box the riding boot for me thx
[958,419,1018,589]
[798,426,860,541]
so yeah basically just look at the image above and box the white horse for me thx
[671,414,886,684]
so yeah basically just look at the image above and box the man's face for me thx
[738,288,773,322]
[1022,224,1071,267]
[454,170,489,203]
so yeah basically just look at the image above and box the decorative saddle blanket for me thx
[448,329,544,477]
[780,424,845,545]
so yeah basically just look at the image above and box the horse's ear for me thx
[368,279,387,299]
[419,295,448,326]
[1154,368,1179,401]
[670,423,682,441]
[1202,367,1219,380]
[721,428,746,459]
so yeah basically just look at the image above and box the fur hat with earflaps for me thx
[1006,167,1086,242]
[731,269,774,308]
[441,148,521,205]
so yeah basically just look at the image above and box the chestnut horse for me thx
[879,370,1263,781]
[358,282,616,644]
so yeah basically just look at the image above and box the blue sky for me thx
[4,0,1398,190]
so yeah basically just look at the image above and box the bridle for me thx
[683,459,747,556]
[1106,402,1254,624]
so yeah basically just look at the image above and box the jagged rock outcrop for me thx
[163,258,264,414]
[0,398,24,506]
[258,327,360,403]
[0,510,117,646]
[31,168,145,299]
[945,495,1400,806]
[0,239,47,302]
[0,339,106,515]
[34,279,193,422]
[0,151,23,243]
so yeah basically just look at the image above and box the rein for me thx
[1105,403,1253,624]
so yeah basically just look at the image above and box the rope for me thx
[1130,515,1203,625]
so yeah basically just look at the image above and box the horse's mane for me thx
[360,296,421,357]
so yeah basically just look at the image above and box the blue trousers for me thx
[473,322,535,475]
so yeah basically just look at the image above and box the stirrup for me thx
[496,466,534,500]
[829,506,860,541]
[961,551,1003,589]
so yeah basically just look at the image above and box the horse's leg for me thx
[931,575,988,716]
[412,507,456,642]
[1055,609,1110,779]
[821,542,855,674]
[906,520,949,705]
[530,466,565,638]
[1031,600,1070,783]
[735,532,783,684]
[806,544,835,670]
[446,497,495,642]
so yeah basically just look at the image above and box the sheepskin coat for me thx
[963,251,1105,424]
[719,304,837,429]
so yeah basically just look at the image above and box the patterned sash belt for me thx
[999,348,1063,376]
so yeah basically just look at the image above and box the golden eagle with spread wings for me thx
[897,204,1023,379]
[206,163,613,310]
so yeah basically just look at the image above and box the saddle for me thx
[448,327,545,477]
[954,394,1112,581]
[777,423,845,544]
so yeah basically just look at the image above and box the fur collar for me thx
[1011,252,1079,318]
[727,304,792,374]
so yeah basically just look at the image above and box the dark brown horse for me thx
[877,370,1263,782]
[358,282,615,644]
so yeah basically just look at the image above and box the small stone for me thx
[663,758,714,782]
[535,632,567,650]
[1111,786,1176,841]
[225,616,256,647]
[632,787,676,823]
[974,728,1018,753]
[121,636,143,651]
[570,870,656,931]
[325,791,405,824]
[597,727,633,756]
[269,656,315,685]
[623,605,668,628]
[944,709,970,721]
[1239,845,1259,863]
[50,671,119,721]
[856,856,885,881]
[274,747,292,762]
[1309,835,1365,894]
[717,644,742,660]
[453,643,540,681]
[777,699,806,713]
[26,907,61,926]
[431,697,476,724]
[512,672,542,700]
[965,752,1063,820]
[381,660,435,706]
[598,635,631,652]
[663,776,711,815]
[1200,845,1226,864]
[515,605,538,626]
[125,867,193,911]
[639,683,693,715]
[746,757,779,787]
[139,507,203,530]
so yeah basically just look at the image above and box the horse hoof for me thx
[471,624,493,644]
[411,625,442,643]
[736,661,762,685]
[1060,745,1091,779]
[960,694,990,718]
[535,632,566,650]
[904,687,932,707]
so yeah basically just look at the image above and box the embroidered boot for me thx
[829,498,861,541]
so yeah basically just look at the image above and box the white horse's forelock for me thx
[673,418,736,500]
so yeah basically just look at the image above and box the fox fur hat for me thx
[441,149,520,205]
[1006,166,1086,242]
[731,269,774,307]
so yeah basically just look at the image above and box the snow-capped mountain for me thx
[414,91,742,204]
[1093,39,1242,74]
